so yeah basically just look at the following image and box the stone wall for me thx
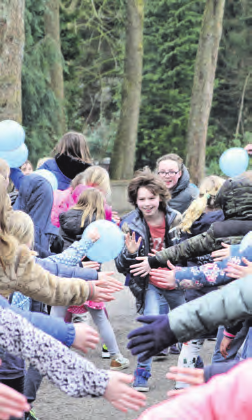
[110,180,133,215]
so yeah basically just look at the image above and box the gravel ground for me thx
[34,262,215,420]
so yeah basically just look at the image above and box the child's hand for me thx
[0,382,30,419]
[166,366,204,397]
[130,257,151,277]
[244,143,252,155]
[72,324,99,354]
[125,232,142,254]
[112,211,121,225]
[97,271,123,292]
[87,227,100,243]
[220,336,233,358]
[149,263,176,289]
[225,257,252,278]
[104,372,146,412]
[81,259,100,271]
[211,243,230,261]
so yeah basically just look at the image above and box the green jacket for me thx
[169,275,252,342]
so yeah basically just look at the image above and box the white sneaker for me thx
[102,345,111,359]
[110,354,130,371]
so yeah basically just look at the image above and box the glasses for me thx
[158,170,179,177]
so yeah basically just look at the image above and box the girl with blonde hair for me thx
[57,187,130,371]
[51,165,112,228]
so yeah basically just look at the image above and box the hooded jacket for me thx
[169,165,196,213]
[149,174,252,268]
[115,206,181,312]
[39,154,92,191]
[59,209,96,250]
[13,174,61,256]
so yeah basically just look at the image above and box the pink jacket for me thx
[137,359,252,420]
[52,185,112,227]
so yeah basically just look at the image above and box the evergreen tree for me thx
[136,0,205,169]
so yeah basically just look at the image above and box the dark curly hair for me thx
[128,167,170,213]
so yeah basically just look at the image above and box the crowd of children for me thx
[1,132,252,420]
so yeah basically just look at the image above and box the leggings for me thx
[51,306,120,356]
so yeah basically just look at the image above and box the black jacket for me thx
[59,208,96,251]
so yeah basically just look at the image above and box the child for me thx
[52,165,112,228]
[20,160,33,175]
[130,171,252,276]
[0,306,146,413]
[58,188,129,371]
[115,168,184,391]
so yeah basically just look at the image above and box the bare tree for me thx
[186,0,225,185]
[0,0,25,122]
[110,0,144,180]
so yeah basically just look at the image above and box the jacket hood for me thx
[215,174,252,219]
[55,153,92,180]
[171,165,190,196]
[14,174,58,248]
[59,209,96,239]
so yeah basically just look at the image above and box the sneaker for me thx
[110,354,130,371]
[102,344,111,359]
[169,344,180,355]
[25,409,39,420]
[153,348,168,360]
[133,368,151,392]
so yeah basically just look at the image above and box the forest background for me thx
[2,0,252,181]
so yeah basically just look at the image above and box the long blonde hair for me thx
[6,211,34,248]
[73,188,105,227]
[71,165,111,198]
[180,175,225,233]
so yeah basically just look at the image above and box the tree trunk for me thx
[186,0,225,185]
[0,0,25,122]
[110,0,144,180]
[44,0,65,135]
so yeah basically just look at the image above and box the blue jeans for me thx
[137,284,185,372]
[212,322,250,363]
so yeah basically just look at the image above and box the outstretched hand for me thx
[130,257,151,277]
[127,315,176,362]
[0,381,30,420]
[166,366,204,398]
[72,324,99,353]
[211,243,230,262]
[104,372,146,412]
[125,232,142,254]
[225,257,252,279]
[150,261,176,289]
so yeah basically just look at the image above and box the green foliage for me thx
[136,0,205,169]
[61,0,125,134]
[22,0,60,166]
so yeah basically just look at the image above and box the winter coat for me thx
[168,275,252,344]
[115,206,181,312]
[39,154,92,191]
[13,173,61,256]
[149,174,252,268]
[0,294,76,380]
[59,208,96,250]
[0,232,93,306]
[169,165,196,213]
[0,307,109,397]
[179,210,224,301]
[138,359,252,420]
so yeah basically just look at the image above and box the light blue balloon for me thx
[0,143,28,168]
[219,148,249,177]
[0,120,25,151]
[82,220,125,263]
[35,169,58,191]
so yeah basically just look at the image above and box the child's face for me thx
[158,159,181,190]
[136,187,160,219]
[21,163,33,175]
